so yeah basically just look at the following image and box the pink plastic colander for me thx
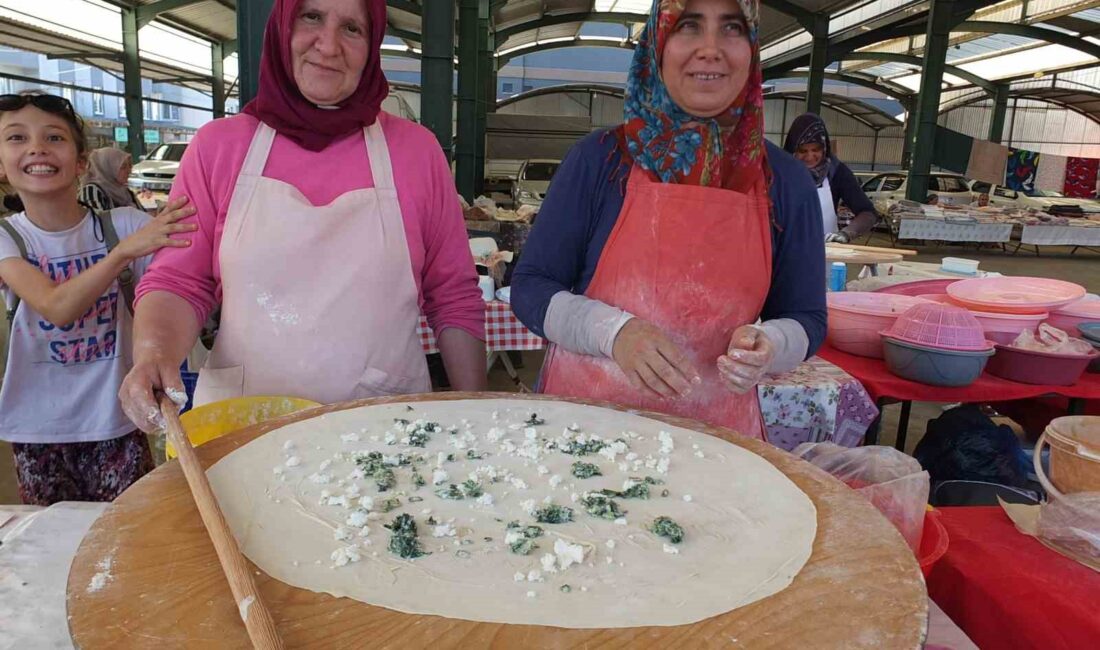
[881,303,993,351]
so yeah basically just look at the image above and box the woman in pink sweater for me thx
[120,0,486,429]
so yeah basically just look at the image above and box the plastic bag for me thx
[1037,492,1100,568]
[794,442,930,552]
[1012,324,1094,356]
[472,195,497,219]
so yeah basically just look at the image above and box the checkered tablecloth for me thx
[899,219,1013,243]
[418,300,546,354]
[1021,224,1100,246]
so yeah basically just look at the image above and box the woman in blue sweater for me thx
[511,0,826,440]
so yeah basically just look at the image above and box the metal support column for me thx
[871,128,880,171]
[120,7,145,161]
[237,0,275,106]
[211,41,226,119]
[900,99,916,169]
[989,83,1009,144]
[475,0,491,198]
[905,0,955,202]
[455,0,480,200]
[422,0,457,159]
[805,14,830,115]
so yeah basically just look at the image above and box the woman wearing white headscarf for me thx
[79,147,140,211]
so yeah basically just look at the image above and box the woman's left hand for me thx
[717,325,775,394]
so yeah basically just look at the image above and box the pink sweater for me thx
[136,112,485,341]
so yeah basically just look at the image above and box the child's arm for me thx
[0,197,197,327]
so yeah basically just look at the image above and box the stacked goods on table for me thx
[886,199,1100,227]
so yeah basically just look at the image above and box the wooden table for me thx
[67,393,927,648]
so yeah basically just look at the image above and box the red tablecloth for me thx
[927,506,1100,650]
[417,301,545,354]
[817,343,1100,404]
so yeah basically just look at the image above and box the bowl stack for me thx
[880,304,994,387]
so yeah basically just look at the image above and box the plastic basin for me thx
[971,309,1049,338]
[874,279,958,297]
[883,303,992,352]
[882,336,993,387]
[947,277,1086,314]
[985,333,1098,386]
[166,395,321,459]
[1046,299,1100,337]
[826,293,930,359]
[918,509,949,578]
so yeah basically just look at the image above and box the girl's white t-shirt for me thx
[0,208,152,443]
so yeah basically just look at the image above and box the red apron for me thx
[541,166,772,440]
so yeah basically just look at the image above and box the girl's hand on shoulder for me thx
[116,196,198,260]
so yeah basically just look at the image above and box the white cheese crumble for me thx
[656,457,670,474]
[682,494,693,502]
[663,544,680,555]
[432,469,449,486]
[514,572,526,582]
[283,440,295,451]
[553,538,586,571]
[510,477,529,490]
[383,432,396,445]
[694,451,705,459]
[285,456,301,468]
[272,466,284,476]
[433,523,457,538]
[486,427,506,442]
[346,511,369,527]
[613,518,627,526]
[340,432,360,443]
[548,474,562,489]
[527,591,536,598]
[475,493,494,507]
[358,496,374,510]
[526,569,542,582]
[308,472,331,484]
[333,526,353,542]
[658,431,674,454]
[536,465,549,476]
[605,540,616,550]
[540,553,558,574]
[331,546,362,566]
[319,459,332,472]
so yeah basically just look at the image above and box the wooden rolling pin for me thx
[826,242,918,256]
[159,395,285,650]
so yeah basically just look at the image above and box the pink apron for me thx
[193,122,430,406]
[541,166,773,441]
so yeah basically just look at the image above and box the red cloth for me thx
[817,343,1100,403]
[927,507,1100,650]
[242,0,389,151]
[1063,157,1099,198]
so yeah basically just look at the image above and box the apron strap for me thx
[363,121,395,190]
[241,122,277,179]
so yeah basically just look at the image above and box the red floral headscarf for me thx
[615,0,769,193]
[242,0,389,151]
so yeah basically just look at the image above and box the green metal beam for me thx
[805,13,830,115]
[237,0,275,106]
[988,83,1008,143]
[956,21,1100,60]
[136,0,207,29]
[494,12,646,43]
[223,39,238,58]
[120,7,145,162]
[386,0,423,16]
[906,0,954,202]
[497,38,634,66]
[841,52,995,93]
[771,70,914,108]
[765,91,901,130]
[421,0,455,159]
[766,0,815,27]
[476,0,491,198]
[456,0,480,201]
[47,51,121,62]
[387,25,421,42]
[212,40,226,118]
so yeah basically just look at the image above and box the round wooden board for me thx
[68,393,927,648]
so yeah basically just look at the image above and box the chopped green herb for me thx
[466,449,485,460]
[385,514,428,559]
[426,516,438,525]
[560,438,607,456]
[393,418,410,427]
[525,413,546,426]
[581,493,625,520]
[411,468,426,488]
[455,550,471,559]
[435,484,465,500]
[446,453,457,462]
[650,516,685,544]
[483,536,493,542]
[642,476,664,485]
[460,538,474,546]
[534,504,574,524]
[408,496,424,503]
[374,467,396,492]
[560,584,572,594]
[378,497,402,513]
[405,405,414,412]
[505,521,544,555]
[509,537,539,555]
[407,430,431,447]
[461,479,484,498]
[600,479,651,500]
[571,461,602,479]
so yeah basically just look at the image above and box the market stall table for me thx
[66,393,929,649]
[816,343,1100,449]
[1019,223,1100,254]
[898,220,1013,243]
[927,506,1100,650]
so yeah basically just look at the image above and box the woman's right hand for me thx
[611,319,700,399]
[119,354,186,432]
[115,196,198,260]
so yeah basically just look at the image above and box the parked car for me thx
[128,142,188,192]
[967,180,1100,216]
[512,159,560,209]
[861,172,973,207]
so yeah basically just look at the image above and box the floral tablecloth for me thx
[758,357,880,451]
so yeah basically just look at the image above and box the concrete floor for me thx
[3,234,1098,504]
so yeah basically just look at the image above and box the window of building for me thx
[92,87,104,115]
[60,87,74,103]
[502,82,513,93]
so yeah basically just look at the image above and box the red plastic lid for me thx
[1053,297,1100,318]
[882,303,993,351]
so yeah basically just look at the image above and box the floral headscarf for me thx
[615,0,769,193]
[783,112,836,187]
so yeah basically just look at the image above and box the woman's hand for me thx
[824,231,850,244]
[115,196,197,260]
[612,319,700,399]
[119,352,185,433]
[717,325,775,394]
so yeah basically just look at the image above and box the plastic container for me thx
[1088,339,1100,373]
[985,332,1097,386]
[947,277,1086,314]
[970,309,1050,338]
[941,257,980,275]
[1045,298,1100,337]
[166,396,321,459]
[918,509,949,578]
[874,279,958,297]
[1032,416,1100,497]
[826,293,931,358]
[1081,322,1100,343]
[882,336,994,387]
[829,262,847,292]
[883,303,992,352]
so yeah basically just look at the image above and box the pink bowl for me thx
[1046,298,1100,337]
[947,277,1086,314]
[827,293,932,358]
[882,303,993,352]
[917,294,953,304]
[875,279,958,297]
[921,294,1048,336]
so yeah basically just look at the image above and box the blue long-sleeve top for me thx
[511,130,828,358]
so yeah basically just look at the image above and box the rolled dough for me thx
[206,399,816,628]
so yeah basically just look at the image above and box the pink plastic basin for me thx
[923,294,1051,336]
[986,333,1098,386]
[947,277,1086,314]
[1045,298,1100,337]
[875,279,958,297]
[827,293,931,358]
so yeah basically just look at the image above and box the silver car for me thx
[128,142,188,192]
[512,159,560,209]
